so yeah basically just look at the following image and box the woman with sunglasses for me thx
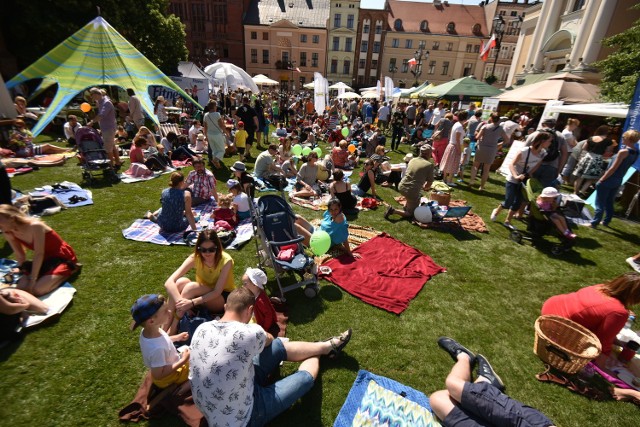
[164,230,235,318]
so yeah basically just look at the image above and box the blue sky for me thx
[361,0,479,9]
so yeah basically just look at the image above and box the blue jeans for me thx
[591,182,617,226]
[391,127,403,150]
[502,181,524,211]
[249,338,315,427]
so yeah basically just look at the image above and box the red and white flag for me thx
[479,35,496,62]
[407,58,417,69]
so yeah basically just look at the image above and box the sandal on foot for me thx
[325,328,352,359]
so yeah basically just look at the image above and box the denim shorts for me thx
[249,338,315,427]
[502,181,524,211]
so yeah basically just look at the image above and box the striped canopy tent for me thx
[6,16,200,136]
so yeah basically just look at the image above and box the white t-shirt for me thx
[562,129,576,153]
[139,329,179,369]
[160,137,172,153]
[64,122,81,140]
[449,121,465,145]
[190,321,266,427]
[430,108,446,126]
[377,106,390,121]
[234,192,251,213]
[501,120,520,138]
[506,147,546,184]
[189,125,203,145]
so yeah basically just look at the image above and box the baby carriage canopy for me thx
[76,126,118,184]
[253,195,318,300]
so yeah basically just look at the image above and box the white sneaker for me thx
[490,208,499,222]
[626,257,640,273]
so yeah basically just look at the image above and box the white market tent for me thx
[337,92,361,100]
[204,62,260,93]
[545,102,629,119]
[178,61,211,80]
[328,82,354,91]
[252,74,279,86]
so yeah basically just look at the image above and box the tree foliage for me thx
[595,4,640,103]
[1,0,187,76]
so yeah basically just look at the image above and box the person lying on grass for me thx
[164,230,235,322]
[130,294,190,390]
[0,205,78,296]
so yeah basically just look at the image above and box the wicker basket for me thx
[430,191,451,207]
[533,315,602,374]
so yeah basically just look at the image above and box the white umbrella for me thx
[328,82,354,91]
[204,62,260,93]
[361,91,379,99]
[252,74,279,86]
[303,82,316,89]
[337,92,361,100]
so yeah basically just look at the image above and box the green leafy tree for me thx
[1,0,187,76]
[595,4,640,103]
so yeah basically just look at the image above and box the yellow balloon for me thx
[80,102,92,113]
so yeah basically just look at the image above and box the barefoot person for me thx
[0,205,78,296]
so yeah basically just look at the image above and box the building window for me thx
[364,24,370,34]
[250,31,257,40]
[336,3,341,7]
[263,32,269,40]
[401,59,408,73]
[420,20,429,32]
[405,39,413,49]
[262,50,269,64]
[300,34,307,43]
[472,23,482,35]
[442,61,449,75]
[373,42,380,53]
[312,53,319,67]
[358,76,364,84]
[330,59,338,74]
[334,14,341,28]
[375,23,382,34]
[371,59,378,70]
[447,22,455,33]
[347,14,354,29]
[572,0,585,12]
[510,11,518,17]
[299,52,306,67]
[333,37,340,51]
[432,41,439,50]
[428,60,436,74]
[473,44,480,53]
[370,76,376,85]
[359,59,366,69]
[282,51,289,64]
[312,35,319,44]
[394,19,402,30]
[389,58,396,72]
[349,3,354,8]
[343,60,351,75]
[250,49,257,63]
[466,44,472,53]
[345,38,353,52]
[361,41,368,52]
[392,38,399,48]
[463,63,473,77]
[446,42,453,51]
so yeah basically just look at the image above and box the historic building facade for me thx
[326,0,360,84]
[352,5,390,88]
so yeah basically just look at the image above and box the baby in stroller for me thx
[536,187,576,240]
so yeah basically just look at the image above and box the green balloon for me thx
[342,115,348,121]
[292,144,303,156]
[313,147,323,157]
[310,230,331,255]
[302,146,312,156]
[341,127,349,137]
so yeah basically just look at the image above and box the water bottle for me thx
[625,314,636,330]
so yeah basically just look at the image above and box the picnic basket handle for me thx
[545,344,571,362]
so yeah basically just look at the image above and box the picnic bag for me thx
[264,173,288,191]
[361,197,379,209]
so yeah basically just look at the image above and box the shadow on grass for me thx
[285,289,328,326]
[319,284,343,302]
[596,221,640,247]
[462,185,505,202]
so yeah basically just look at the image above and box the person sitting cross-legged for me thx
[429,337,556,427]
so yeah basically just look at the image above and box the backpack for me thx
[543,131,560,162]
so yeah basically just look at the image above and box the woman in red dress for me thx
[0,205,78,296]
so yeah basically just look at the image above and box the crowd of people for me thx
[3,85,640,427]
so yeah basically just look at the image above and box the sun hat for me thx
[403,153,414,162]
[540,187,560,198]
[130,294,164,330]
[226,179,240,188]
[230,161,246,172]
[196,133,205,141]
[245,267,268,290]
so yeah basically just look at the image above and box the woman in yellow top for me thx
[164,229,235,317]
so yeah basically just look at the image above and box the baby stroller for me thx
[509,178,576,255]
[252,194,318,301]
[75,126,119,185]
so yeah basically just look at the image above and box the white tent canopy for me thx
[545,102,629,119]
[252,74,279,86]
[178,61,211,80]
[337,92,361,100]
[204,62,259,93]
[303,82,315,89]
[328,82,354,91]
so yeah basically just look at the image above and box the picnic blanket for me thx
[122,201,254,248]
[254,175,297,193]
[118,170,164,184]
[320,233,445,314]
[393,197,488,233]
[334,370,441,427]
[290,192,372,212]
[29,181,93,208]
[24,283,76,328]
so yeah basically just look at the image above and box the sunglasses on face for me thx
[197,246,216,254]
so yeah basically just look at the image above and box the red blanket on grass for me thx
[320,233,445,314]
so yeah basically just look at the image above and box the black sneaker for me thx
[437,337,476,366]
[476,354,505,392]
[384,205,394,220]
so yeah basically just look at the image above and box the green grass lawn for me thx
[0,132,639,426]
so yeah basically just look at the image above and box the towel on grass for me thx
[334,369,441,427]
[6,167,33,178]
[321,233,445,314]
[24,283,76,328]
[254,175,297,193]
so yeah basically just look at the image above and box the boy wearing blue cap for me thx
[131,294,190,389]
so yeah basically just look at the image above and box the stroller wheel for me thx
[509,230,523,244]
[304,284,319,298]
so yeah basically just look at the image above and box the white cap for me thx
[245,268,268,289]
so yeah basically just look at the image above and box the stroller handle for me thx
[268,236,304,247]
